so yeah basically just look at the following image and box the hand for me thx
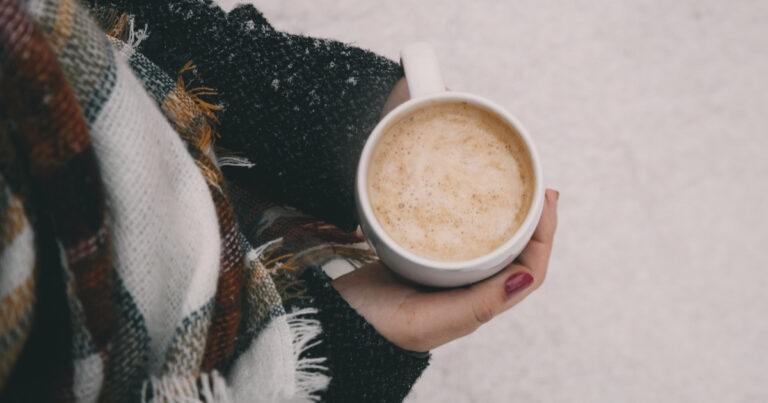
[332,189,559,352]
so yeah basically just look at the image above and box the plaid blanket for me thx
[0,0,375,401]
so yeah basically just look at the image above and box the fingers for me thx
[412,264,533,350]
[447,189,560,328]
[532,189,559,245]
[386,189,560,350]
[462,264,534,324]
[517,189,559,279]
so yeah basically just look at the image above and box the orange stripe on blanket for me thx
[49,0,74,52]
[0,274,36,387]
[0,195,27,253]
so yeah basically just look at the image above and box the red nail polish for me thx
[505,272,534,297]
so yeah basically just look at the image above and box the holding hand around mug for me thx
[334,187,558,352]
[336,71,560,351]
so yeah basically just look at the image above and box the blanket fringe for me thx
[285,308,330,402]
[100,12,148,58]
[124,17,149,53]
[245,237,283,263]
[244,240,330,401]
[251,238,310,304]
[176,61,222,124]
[215,155,255,169]
[140,371,232,403]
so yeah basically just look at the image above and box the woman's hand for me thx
[332,189,559,352]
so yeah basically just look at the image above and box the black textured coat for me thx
[94,1,430,401]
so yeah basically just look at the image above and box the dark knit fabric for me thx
[93,0,403,232]
[89,1,428,399]
[225,167,431,402]
[300,268,431,403]
[0,2,113,397]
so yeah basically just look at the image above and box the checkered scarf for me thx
[0,0,375,401]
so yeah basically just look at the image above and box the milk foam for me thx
[367,101,534,261]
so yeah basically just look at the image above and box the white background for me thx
[216,1,768,401]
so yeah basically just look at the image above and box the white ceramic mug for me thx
[355,42,545,287]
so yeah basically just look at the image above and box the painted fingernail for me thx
[505,272,534,297]
[554,190,560,201]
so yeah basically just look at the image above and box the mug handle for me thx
[400,42,445,99]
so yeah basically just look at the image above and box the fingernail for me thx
[505,272,534,297]
[546,190,559,202]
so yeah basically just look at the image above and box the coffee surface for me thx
[367,101,534,261]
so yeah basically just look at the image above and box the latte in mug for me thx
[367,101,535,262]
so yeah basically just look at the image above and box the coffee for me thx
[367,101,534,261]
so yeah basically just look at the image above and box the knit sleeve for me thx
[94,0,403,232]
[298,267,430,403]
[222,168,431,402]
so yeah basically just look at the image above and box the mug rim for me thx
[356,91,545,271]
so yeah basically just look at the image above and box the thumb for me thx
[463,265,535,326]
[461,189,559,325]
[422,189,558,339]
[413,265,534,350]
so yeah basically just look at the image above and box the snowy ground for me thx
[216,1,768,401]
